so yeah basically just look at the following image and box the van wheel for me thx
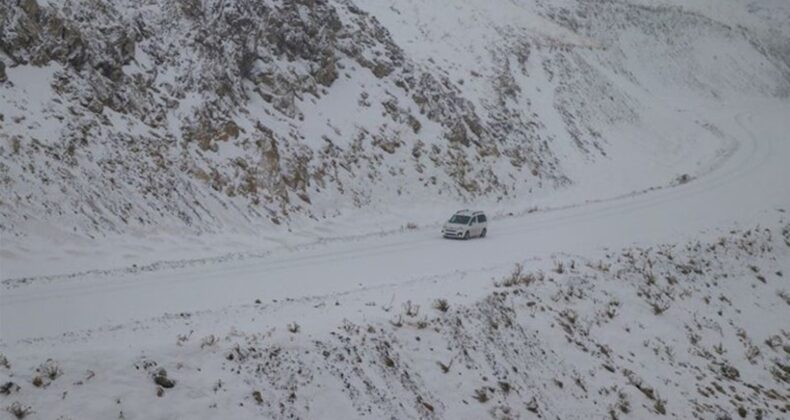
[481,228,487,238]
[463,231,470,240]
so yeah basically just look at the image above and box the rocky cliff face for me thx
[0,0,787,237]
[0,0,566,236]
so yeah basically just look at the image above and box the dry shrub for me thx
[5,402,33,419]
[433,298,450,312]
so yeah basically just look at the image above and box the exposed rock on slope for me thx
[0,0,787,238]
[0,0,561,236]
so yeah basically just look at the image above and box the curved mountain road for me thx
[2,103,789,343]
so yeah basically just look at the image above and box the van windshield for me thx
[449,215,471,225]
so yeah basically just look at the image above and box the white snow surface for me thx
[1,0,790,418]
[0,99,788,418]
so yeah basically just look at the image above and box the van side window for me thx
[478,215,487,223]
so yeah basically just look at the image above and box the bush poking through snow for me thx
[402,300,420,317]
[433,298,450,313]
[645,271,656,286]
[213,379,223,393]
[419,398,434,413]
[287,322,301,334]
[200,334,218,349]
[561,309,578,325]
[497,264,543,287]
[31,359,62,388]
[252,390,264,404]
[176,331,192,346]
[152,369,175,389]
[770,361,790,384]
[472,387,490,403]
[390,315,403,328]
[0,353,9,369]
[0,382,20,395]
[613,391,631,415]
[654,397,667,415]
[746,345,761,363]
[624,369,656,401]
[37,359,62,381]
[382,355,395,368]
[593,260,611,272]
[606,300,620,319]
[651,300,670,315]
[526,397,539,413]
[720,363,740,380]
[5,402,33,419]
[764,335,783,351]
[554,261,565,274]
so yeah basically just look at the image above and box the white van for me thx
[441,210,488,239]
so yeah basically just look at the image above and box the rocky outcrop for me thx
[1,0,786,237]
[0,0,87,68]
[0,0,563,237]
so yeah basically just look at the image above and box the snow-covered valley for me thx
[1,0,789,418]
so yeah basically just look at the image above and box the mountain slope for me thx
[0,0,789,276]
[1,2,790,417]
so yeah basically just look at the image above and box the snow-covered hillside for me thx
[1,0,788,279]
[1,0,790,419]
[1,99,789,418]
[1,214,789,418]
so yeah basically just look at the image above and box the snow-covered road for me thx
[2,101,789,343]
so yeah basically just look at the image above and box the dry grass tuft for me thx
[433,298,450,313]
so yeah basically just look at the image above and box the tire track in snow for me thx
[1,107,786,341]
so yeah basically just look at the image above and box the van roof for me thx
[455,209,484,216]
